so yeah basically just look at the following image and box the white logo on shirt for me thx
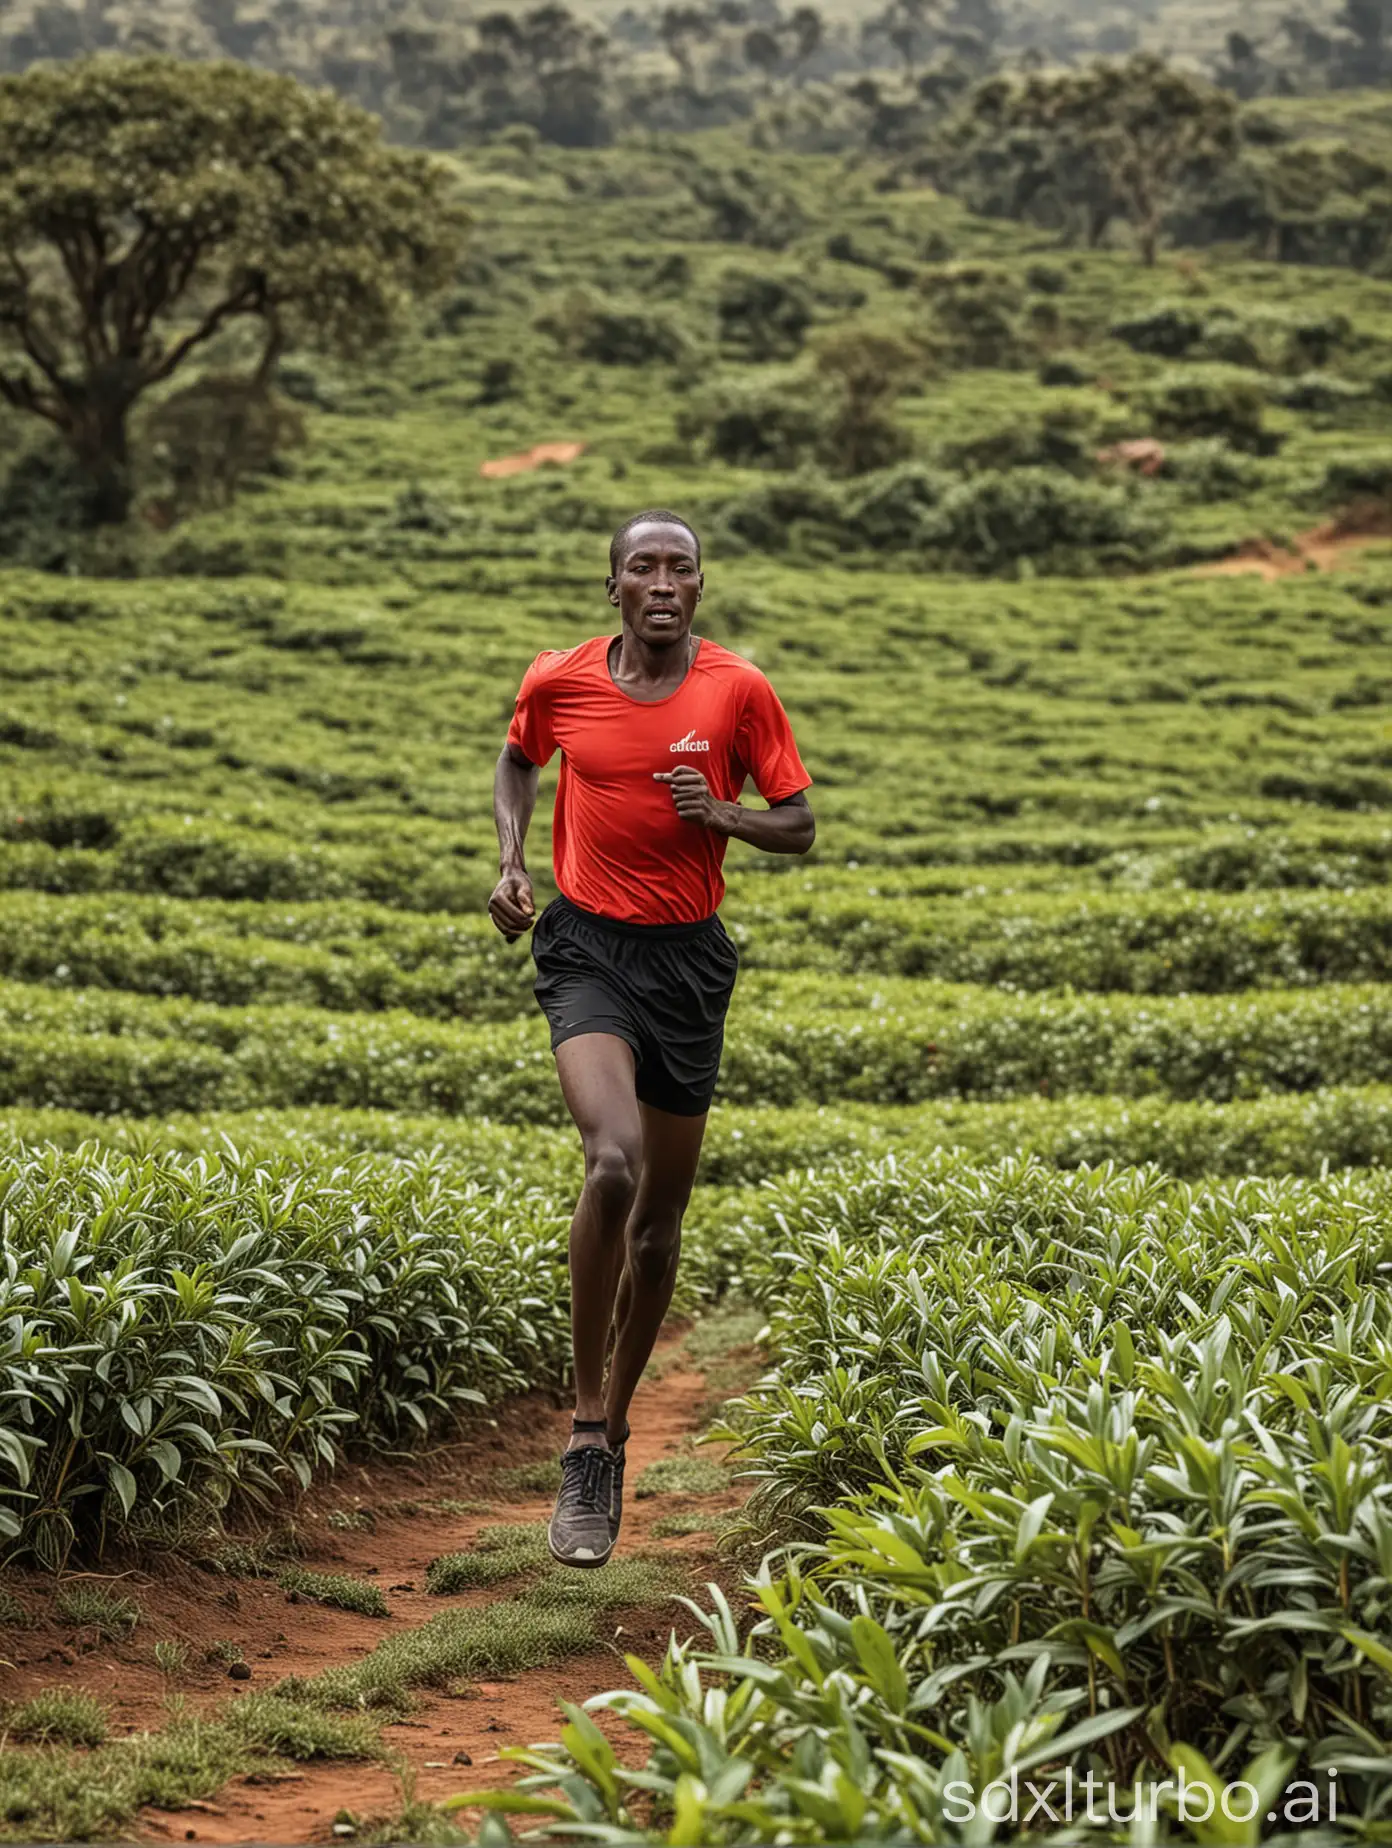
[670,730,711,753]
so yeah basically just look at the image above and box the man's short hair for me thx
[609,509,702,575]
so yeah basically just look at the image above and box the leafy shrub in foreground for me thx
[0,1145,577,1564]
[497,1154,1392,1837]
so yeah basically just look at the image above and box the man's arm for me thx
[490,740,540,939]
[653,769,815,855]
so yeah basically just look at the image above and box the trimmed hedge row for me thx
[0,886,1386,1020]
[5,1083,1392,1185]
[732,886,1392,990]
[0,1147,568,1563]
[1,975,1390,1115]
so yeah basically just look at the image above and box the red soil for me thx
[1194,507,1392,580]
[477,441,587,479]
[0,1338,752,1845]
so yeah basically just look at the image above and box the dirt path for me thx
[1193,514,1392,581]
[0,1325,757,1845]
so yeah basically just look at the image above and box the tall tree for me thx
[785,3,823,78]
[743,23,783,87]
[951,55,1238,265]
[0,57,467,520]
[659,2,710,82]
[862,0,939,78]
[1334,0,1391,82]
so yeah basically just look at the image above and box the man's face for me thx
[607,521,703,646]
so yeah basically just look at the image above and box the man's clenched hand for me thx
[653,766,738,835]
[489,867,536,941]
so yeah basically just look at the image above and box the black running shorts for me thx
[531,894,741,1116]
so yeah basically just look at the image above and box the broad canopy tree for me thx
[950,54,1238,265]
[0,56,468,520]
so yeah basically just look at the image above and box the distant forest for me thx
[0,0,1382,152]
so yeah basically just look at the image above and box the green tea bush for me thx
[710,471,847,553]
[932,403,1098,475]
[1110,302,1206,357]
[1130,365,1273,452]
[919,261,1026,367]
[919,468,1163,571]
[0,1145,580,1563]
[689,161,804,249]
[1158,437,1264,500]
[0,892,535,1017]
[9,1080,1392,1191]
[1321,453,1392,501]
[1273,372,1369,414]
[844,461,951,549]
[1110,829,1392,891]
[677,371,826,469]
[0,818,493,913]
[509,1154,1392,1835]
[729,885,1392,991]
[4,974,1391,1118]
[716,267,812,360]
[534,287,692,366]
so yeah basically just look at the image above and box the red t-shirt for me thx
[507,635,812,925]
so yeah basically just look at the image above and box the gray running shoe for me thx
[609,1422,630,1550]
[548,1442,616,1569]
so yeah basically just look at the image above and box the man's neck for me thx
[611,629,694,689]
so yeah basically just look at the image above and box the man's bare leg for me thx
[554,1033,643,1451]
[604,1103,708,1447]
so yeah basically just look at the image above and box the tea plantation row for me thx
[0,886,1389,1011]
[508,1151,1392,1838]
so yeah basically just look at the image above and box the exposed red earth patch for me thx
[0,1332,755,1845]
[478,441,587,479]
[1194,505,1392,580]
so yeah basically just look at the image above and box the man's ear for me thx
[606,574,619,606]
[696,571,704,604]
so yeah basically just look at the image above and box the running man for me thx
[488,509,815,1568]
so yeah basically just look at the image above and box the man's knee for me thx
[584,1136,640,1217]
[629,1213,681,1288]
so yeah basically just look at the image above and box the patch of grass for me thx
[153,1638,191,1680]
[0,1588,33,1628]
[633,1456,730,1499]
[225,1693,380,1762]
[204,1535,291,1577]
[427,1498,495,1517]
[360,1802,471,1846]
[650,1512,719,1538]
[1,1689,108,1748]
[523,1556,671,1614]
[327,1509,376,1533]
[278,1556,673,1714]
[279,1567,390,1618]
[494,1457,562,1495]
[0,1713,254,1840]
[357,1770,473,1846]
[205,1639,245,1666]
[425,1523,549,1595]
[53,1585,141,1639]
[681,1301,766,1365]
